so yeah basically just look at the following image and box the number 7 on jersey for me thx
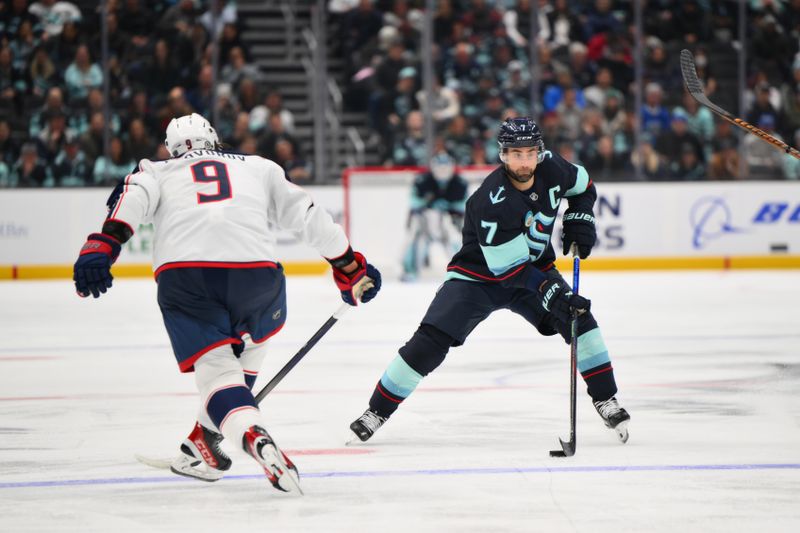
[481,220,498,244]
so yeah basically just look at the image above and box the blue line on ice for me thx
[2,463,799,489]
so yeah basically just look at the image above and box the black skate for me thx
[593,396,630,443]
[242,425,303,495]
[170,422,232,482]
[348,409,387,443]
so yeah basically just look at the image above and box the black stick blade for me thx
[679,49,704,98]
[679,49,734,120]
[549,438,575,458]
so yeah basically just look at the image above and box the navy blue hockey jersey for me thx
[446,151,596,288]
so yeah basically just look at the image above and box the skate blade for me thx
[345,430,365,446]
[614,420,630,444]
[134,454,173,470]
[169,465,224,482]
[262,445,304,496]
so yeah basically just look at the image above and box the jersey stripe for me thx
[479,233,530,275]
[154,260,279,279]
[446,263,527,282]
[564,163,589,197]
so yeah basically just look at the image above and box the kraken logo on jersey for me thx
[523,210,555,261]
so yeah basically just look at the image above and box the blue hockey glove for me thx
[539,275,590,325]
[561,209,596,259]
[73,233,121,298]
[332,251,382,306]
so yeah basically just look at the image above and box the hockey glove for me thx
[73,233,121,298]
[561,209,596,259]
[539,276,590,325]
[331,251,382,306]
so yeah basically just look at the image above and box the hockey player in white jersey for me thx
[72,113,381,494]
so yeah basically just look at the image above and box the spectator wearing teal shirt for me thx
[64,44,102,102]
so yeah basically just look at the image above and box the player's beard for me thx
[506,165,535,183]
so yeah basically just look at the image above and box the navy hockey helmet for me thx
[497,117,545,163]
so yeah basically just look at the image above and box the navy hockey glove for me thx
[331,251,382,306]
[561,209,596,259]
[539,276,590,325]
[73,233,121,298]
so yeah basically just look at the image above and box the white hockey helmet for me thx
[164,113,219,157]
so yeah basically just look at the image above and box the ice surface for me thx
[1,271,798,532]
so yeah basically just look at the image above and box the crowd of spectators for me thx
[335,0,800,180]
[0,0,308,188]
[4,1,800,187]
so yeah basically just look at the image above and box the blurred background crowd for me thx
[2,0,800,188]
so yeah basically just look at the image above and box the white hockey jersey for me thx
[107,150,350,276]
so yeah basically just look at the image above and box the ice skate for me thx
[593,396,630,443]
[348,409,387,443]
[242,425,302,495]
[169,422,232,482]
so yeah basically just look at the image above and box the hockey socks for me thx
[575,328,618,401]
[368,354,424,417]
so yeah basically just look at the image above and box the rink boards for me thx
[1,173,799,279]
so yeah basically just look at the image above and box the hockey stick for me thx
[550,246,580,458]
[253,301,351,403]
[253,278,374,403]
[680,48,800,160]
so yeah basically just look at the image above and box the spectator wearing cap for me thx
[670,143,706,181]
[64,44,102,103]
[641,82,671,137]
[11,142,49,187]
[674,90,714,146]
[655,109,705,164]
[93,136,135,187]
[746,80,782,133]
[51,129,89,186]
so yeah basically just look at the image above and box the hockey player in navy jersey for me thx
[73,113,381,494]
[401,152,468,281]
[349,117,629,445]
